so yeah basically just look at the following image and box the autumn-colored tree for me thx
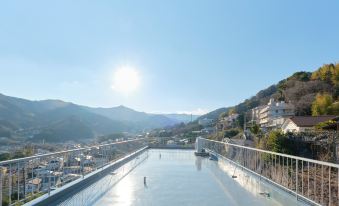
[311,63,339,86]
[228,107,236,115]
[329,101,339,115]
[311,93,333,116]
[332,64,339,86]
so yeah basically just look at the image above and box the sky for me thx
[0,0,339,115]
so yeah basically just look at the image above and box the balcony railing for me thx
[199,137,339,206]
[0,138,147,206]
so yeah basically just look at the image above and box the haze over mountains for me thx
[0,93,199,142]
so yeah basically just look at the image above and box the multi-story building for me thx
[250,105,265,124]
[251,98,295,129]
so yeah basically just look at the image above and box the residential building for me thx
[281,115,338,133]
[250,105,265,124]
[201,127,216,134]
[198,118,213,127]
[251,98,295,129]
[26,178,42,193]
[216,113,239,131]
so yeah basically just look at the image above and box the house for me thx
[216,113,239,131]
[281,115,338,133]
[251,98,295,129]
[26,178,42,193]
[47,158,64,170]
[201,127,216,134]
[198,118,213,127]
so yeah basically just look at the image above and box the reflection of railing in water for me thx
[58,151,149,206]
[199,138,339,206]
[208,154,298,206]
[148,143,194,150]
[0,138,147,206]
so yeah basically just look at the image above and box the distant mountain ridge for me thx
[0,93,196,142]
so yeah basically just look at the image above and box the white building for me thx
[281,116,338,133]
[250,105,265,124]
[251,98,295,129]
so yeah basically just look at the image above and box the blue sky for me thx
[0,0,339,114]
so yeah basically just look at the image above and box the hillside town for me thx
[214,98,338,134]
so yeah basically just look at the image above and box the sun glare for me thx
[111,67,140,94]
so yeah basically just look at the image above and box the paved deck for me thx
[83,149,300,206]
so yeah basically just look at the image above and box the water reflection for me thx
[195,156,202,171]
[112,175,134,206]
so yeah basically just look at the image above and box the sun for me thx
[111,67,140,94]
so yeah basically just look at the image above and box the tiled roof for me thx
[290,115,338,127]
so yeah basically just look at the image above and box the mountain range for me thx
[0,93,199,143]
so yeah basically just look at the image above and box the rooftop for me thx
[60,149,301,206]
[289,115,338,127]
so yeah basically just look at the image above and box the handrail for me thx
[0,138,146,165]
[201,137,339,168]
[200,137,339,206]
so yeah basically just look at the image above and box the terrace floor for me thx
[56,149,305,206]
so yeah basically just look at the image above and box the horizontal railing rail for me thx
[0,138,146,166]
[204,138,339,169]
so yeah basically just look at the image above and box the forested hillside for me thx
[204,63,339,119]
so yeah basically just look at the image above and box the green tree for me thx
[236,113,245,129]
[250,124,260,135]
[219,112,228,119]
[222,129,240,138]
[311,93,333,116]
[262,130,290,153]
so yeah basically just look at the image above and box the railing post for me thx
[23,163,26,199]
[296,159,298,201]
[321,165,324,205]
[31,165,34,196]
[0,167,2,206]
[81,155,84,179]
[301,160,303,196]
[329,166,331,206]
[48,172,51,196]
[337,168,339,205]
[307,161,309,198]
[9,164,11,205]
[17,162,19,202]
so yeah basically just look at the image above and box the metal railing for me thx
[199,137,339,206]
[0,138,147,206]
